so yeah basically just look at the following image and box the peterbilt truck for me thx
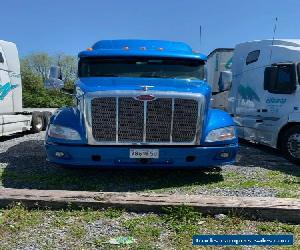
[0,40,50,137]
[45,40,238,168]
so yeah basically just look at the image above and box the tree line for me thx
[21,52,77,108]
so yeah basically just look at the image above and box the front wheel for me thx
[281,126,300,165]
[30,112,44,133]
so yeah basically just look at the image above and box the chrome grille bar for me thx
[87,91,205,146]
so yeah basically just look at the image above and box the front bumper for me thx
[45,142,238,168]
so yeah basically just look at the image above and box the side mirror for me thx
[44,66,64,90]
[218,70,232,92]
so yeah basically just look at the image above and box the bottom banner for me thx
[192,235,293,246]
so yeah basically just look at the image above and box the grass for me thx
[0,205,299,250]
[1,163,299,198]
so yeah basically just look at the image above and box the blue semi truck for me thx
[44,40,238,168]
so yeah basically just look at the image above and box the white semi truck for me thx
[208,39,300,164]
[207,48,234,111]
[0,40,50,137]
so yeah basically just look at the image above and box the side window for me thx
[0,52,4,63]
[298,63,300,84]
[246,50,260,65]
[264,64,297,94]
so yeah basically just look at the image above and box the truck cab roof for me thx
[78,39,207,61]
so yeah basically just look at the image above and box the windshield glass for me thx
[78,57,205,80]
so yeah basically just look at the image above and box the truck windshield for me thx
[78,57,205,80]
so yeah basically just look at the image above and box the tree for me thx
[53,53,77,82]
[21,54,74,108]
[21,53,51,81]
[21,52,77,83]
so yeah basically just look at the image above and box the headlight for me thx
[205,126,236,142]
[48,124,81,140]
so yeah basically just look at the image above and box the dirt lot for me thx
[0,131,299,198]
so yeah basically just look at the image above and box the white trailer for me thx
[226,39,300,164]
[0,40,50,137]
[206,48,234,111]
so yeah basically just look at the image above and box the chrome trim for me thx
[116,97,119,143]
[84,90,205,146]
[143,101,147,142]
[170,98,175,143]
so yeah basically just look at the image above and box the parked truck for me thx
[209,39,300,165]
[206,48,233,111]
[0,40,50,137]
[44,39,238,168]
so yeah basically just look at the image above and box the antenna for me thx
[269,17,278,62]
[199,25,202,48]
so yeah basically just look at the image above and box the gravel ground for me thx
[0,131,299,198]
[0,206,299,250]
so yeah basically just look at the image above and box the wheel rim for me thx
[36,117,43,130]
[287,133,300,159]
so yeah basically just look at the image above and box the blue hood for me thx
[76,77,211,97]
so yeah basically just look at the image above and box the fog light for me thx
[55,151,65,158]
[219,152,230,158]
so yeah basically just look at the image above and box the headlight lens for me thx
[205,126,236,142]
[48,125,81,140]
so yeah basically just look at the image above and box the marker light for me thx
[123,46,129,50]
[86,47,93,51]
[157,47,164,51]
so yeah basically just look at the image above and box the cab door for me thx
[0,47,13,114]
[257,63,298,145]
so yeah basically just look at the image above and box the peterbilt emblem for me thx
[135,94,155,101]
[140,85,154,91]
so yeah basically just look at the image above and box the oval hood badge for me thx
[135,94,155,101]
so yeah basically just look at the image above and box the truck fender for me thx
[47,107,87,144]
[201,108,237,145]
[288,112,300,123]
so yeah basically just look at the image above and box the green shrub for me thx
[21,68,73,108]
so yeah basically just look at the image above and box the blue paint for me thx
[0,82,18,101]
[45,39,237,168]
[45,143,237,168]
[79,39,207,61]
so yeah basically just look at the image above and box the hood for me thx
[77,77,211,97]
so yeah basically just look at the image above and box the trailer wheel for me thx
[42,111,52,130]
[31,112,44,133]
[281,125,300,165]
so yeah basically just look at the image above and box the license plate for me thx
[129,149,159,159]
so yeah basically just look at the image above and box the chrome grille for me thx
[146,98,172,142]
[91,97,116,141]
[173,99,198,142]
[118,97,144,142]
[90,96,201,144]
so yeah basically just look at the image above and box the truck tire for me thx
[42,111,52,130]
[281,125,300,165]
[31,112,44,133]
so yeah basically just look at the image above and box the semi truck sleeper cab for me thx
[44,40,238,168]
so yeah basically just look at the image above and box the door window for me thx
[264,64,296,94]
[0,52,4,63]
